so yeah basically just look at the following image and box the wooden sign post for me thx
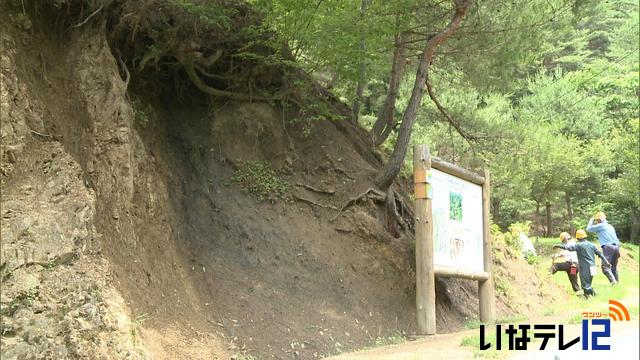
[413,144,436,335]
[479,169,496,322]
[413,144,495,335]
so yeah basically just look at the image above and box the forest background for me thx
[247,0,639,241]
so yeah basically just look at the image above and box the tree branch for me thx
[425,77,476,141]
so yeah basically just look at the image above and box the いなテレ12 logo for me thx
[479,299,630,351]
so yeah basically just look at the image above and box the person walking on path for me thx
[554,229,612,298]
[586,211,620,284]
[550,232,581,292]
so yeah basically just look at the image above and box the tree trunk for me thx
[375,48,428,190]
[492,198,501,227]
[630,208,640,244]
[565,192,574,234]
[545,201,552,237]
[375,0,472,190]
[351,64,366,124]
[371,30,408,145]
[351,0,369,124]
[534,200,541,234]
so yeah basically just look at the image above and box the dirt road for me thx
[328,329,477,360]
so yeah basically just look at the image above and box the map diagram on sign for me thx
[431,168,484,273]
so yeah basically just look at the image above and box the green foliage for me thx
[299,100,345,124]
[493,221,532,254]
[366,0,639,240]
[508,222,531,237]
[167,0,232,28]
[495,278,512,298]
[525,254,540,266]
[253,0,399,87]
[463,319,482,330]
[233,161,290,202]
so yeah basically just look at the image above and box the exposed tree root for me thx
[385,186,400,237]
[73,4,103,28]
[117,54,130,91]
[296,183,335,195]
[183,63,261,100]
[293,194,338,210]
[30,129,58,139]
[330,187,386,222]
[39,51,52,87]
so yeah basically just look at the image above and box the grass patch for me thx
[233,160,290,202]
[463,314,527,330]
[535,237,640,323]
[464,319,483,330]
[495,278,511,298]
[460,329,510,359]
[496,314,527,324]
[620,242,639,253]
[567,313,583,324]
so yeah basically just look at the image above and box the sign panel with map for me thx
[431,168,484,273]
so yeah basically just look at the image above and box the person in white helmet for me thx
[550,232,580,292]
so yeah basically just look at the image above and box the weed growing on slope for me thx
[233,161,290,202]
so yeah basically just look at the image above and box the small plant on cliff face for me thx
[5,287,39,316]
[233,161,290,202]
[130,313,149,345]
[43,259,58,270]
[131,98,150,127]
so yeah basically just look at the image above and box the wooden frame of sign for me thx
[413,144,495,335]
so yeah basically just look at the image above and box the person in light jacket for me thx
[586,211,620,284]
[550,232,580,292]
